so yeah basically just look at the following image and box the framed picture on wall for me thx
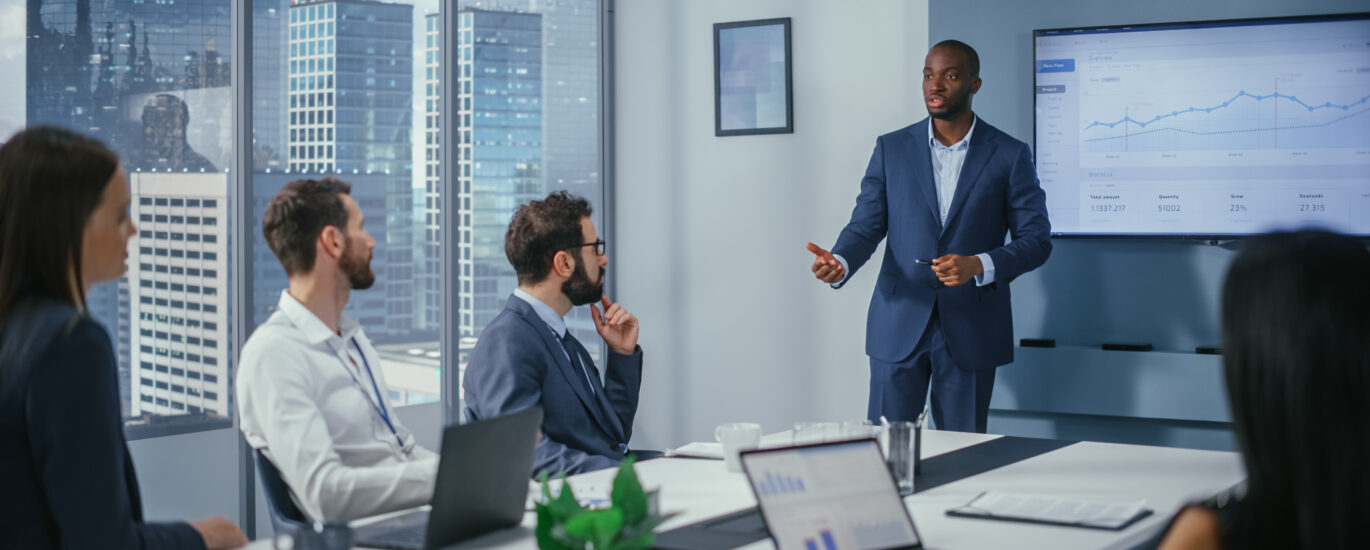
[714,17,793,136]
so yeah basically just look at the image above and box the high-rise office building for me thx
[127,173,232,418]
[456,0,599,203]
[287,0,416,337]
[254,0,291,170]
[422,9,542,341]
[422,12,440,332]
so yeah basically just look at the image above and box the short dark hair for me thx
[1221,229,1370,548]
[263,178,353,276]
[0,126,120,332]
[505,191,593,285]
[932,39,980,78]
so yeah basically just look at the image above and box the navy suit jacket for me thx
[832,117,1051,370]
[463,296,643,476]
[0,297,205,549]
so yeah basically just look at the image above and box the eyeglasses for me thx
[566,239,606,256]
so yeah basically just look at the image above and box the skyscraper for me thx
[422,13,439,331]
[287,0,415,337]
[254,0,290,170]
[424,9,542,341]
[127,173,231,418]
[456,0,600,205]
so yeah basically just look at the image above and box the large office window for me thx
[3,0,608,431]
[8,0,235,436]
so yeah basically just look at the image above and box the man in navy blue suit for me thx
[464,191,645,476]
[806,40,1051,433]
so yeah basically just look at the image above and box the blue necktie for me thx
[560,332,599,396]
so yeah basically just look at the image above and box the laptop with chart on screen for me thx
[740,439,922,550]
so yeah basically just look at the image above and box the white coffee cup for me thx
[715,422,762,472]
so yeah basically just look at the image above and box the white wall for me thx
[615,0,930,450]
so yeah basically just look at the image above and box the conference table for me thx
[250,429,1244,550]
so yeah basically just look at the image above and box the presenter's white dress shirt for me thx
[237,291,438,523]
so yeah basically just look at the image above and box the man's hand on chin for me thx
[591,295,639,354]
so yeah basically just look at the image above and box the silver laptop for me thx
[740,439,923,550]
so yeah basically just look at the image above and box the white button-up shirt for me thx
[928,117,995,286]
[237,291,438,523]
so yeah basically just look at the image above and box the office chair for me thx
[254,449,309,535]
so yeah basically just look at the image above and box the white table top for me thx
[249,430,1243,550]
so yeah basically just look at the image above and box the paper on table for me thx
[949,491,1152,530]
[666,432,794,460]
[666,441,725,459]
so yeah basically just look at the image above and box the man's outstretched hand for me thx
[807,242,846,284]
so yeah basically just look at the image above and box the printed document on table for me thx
[948,491,1152,530]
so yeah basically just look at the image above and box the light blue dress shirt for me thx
[832,117,996,286]
[512,288,599,392]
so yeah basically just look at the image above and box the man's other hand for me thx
[932,254,983,287]
[807,242,846,284]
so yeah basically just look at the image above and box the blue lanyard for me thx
[346,337,405,449]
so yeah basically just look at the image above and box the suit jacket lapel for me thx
[507,298,619,439]
[942,121,997,234]
[904,120,943,226]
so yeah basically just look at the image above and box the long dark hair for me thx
[0,126,121,333]
[1221,230,1370,549]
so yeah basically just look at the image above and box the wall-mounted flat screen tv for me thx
[1034,13,1370,237]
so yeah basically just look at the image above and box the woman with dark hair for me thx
[0,126,247,549]
[1158,229,1370,549]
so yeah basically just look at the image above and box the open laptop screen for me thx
[741,439,922,550]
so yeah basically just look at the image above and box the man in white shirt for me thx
[237,178,438,523]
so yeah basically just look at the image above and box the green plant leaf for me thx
[534,501,575,550]
[610,455,649,526]
[564,507,624,548]
[548,474,584,522]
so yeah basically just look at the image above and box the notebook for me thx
[946,491,1153,530]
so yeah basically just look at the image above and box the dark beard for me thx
[561,256,604,306]
[340,236,376,290]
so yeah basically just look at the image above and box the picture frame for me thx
[714,17,793,136]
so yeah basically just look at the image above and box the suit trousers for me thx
[866,307,996,433]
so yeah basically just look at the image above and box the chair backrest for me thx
[254,449,309,534]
